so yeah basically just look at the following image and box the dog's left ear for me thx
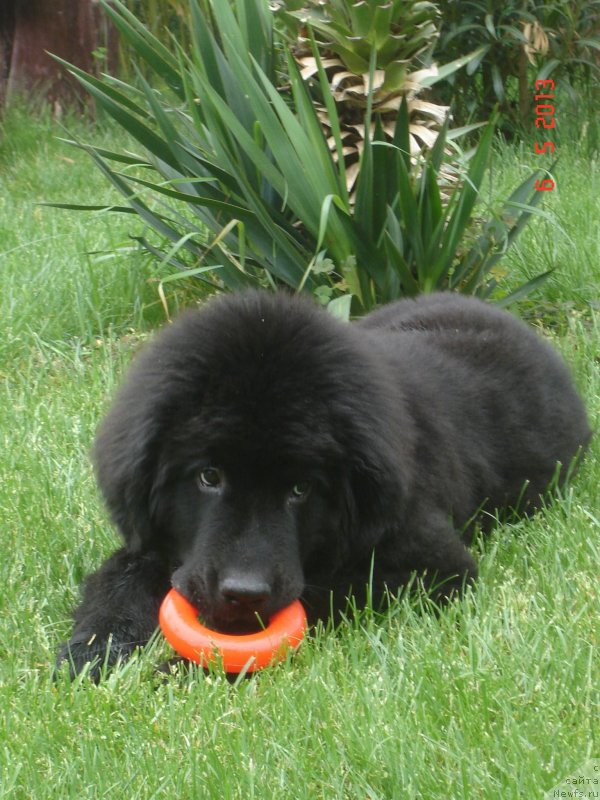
[339,426,412,559]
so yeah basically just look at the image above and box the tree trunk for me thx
[0,0,117,112]
[0,1,16,106]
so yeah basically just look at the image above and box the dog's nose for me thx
[219,575,271,609]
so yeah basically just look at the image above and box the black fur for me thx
[57,291,591,676]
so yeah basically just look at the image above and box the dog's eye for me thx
[290,481,311,500]
[197,467,223,490]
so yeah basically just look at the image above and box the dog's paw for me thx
[55,633,137,681]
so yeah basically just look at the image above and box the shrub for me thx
[49,0,551,316]
[433,0,600,130]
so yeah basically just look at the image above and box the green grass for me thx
[0,104,598,799]
[0,106,174,355]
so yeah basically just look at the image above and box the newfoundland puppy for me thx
[57,291,591,675]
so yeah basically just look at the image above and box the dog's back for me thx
[358,292,592,517]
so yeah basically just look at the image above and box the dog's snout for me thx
[219,575,271,609]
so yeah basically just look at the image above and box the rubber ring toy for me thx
[159,588,307,673]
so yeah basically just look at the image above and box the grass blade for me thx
[493,270,554,307]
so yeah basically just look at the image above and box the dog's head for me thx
[94,291,413,631]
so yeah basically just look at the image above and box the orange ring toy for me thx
[159,588,307,673]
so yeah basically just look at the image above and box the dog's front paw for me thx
[55,632,137,681]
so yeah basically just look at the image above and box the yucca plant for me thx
[273,0,480,193]
[118,0,192,77]
[48,0,551,317]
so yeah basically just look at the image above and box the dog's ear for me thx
[93,323,195,553]
[93,311,206,553]
[93,386,164,554]
[339,424,412,559]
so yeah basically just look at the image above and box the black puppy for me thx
[57,291,591,675]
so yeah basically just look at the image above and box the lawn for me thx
[0,104,598,799]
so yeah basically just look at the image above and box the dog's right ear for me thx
[93,383,164,554]
[93,310,208,553]
[93,307,217,552]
